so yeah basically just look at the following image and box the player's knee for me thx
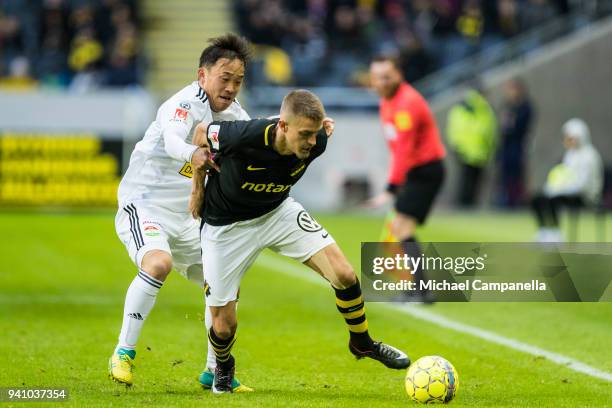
[392,214,417,241]
[141,251,173,281]
[212,317,237,339]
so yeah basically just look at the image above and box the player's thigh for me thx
[201,221,262,307]
[265,197,336,263]
[115,202,173,269]
[304,243,356,289]
[395,162,445,226]
[171,216,205,287]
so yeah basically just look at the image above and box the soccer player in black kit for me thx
[189,90,411,393]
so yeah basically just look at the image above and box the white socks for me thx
[117,269,163,350]
[205,303,216,369]
[116,268,218,372]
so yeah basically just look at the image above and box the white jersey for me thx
[118,81,250,211]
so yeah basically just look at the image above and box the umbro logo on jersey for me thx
[247,165,266,171]
[128,313,143,320]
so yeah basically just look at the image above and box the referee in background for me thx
[366,55,446,303]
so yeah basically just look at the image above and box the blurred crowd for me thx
[0,0,143,92]
[235,0,575,86]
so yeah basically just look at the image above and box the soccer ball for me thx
[405,356,459,404]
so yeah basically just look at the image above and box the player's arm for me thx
[189,164,207,219]
[160,103,199,162]
[387,108,419,192]
[189,122,222,219]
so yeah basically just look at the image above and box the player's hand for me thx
[192,122,210,147]
[363,191,393,209]
[191,147,220,172]
[323,117,335,138]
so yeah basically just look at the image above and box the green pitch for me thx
[0,211,611,407]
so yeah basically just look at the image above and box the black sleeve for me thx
[308,128,329,160]
[207,119,275,155]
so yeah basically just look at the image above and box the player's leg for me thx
[172,217,252,392]
[305,244,410,369]
[110,203,174,385]
[201,220,261,393]
[392,161,445,302]
[267,198,409,370]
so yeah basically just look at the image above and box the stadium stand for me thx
[235,0,609,89]
[0,0,143,91]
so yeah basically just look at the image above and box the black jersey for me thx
[200,118,327,225]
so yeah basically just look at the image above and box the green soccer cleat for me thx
[108,348,136,386]
[199,367,253,393]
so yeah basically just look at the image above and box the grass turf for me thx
[0,211,610,407]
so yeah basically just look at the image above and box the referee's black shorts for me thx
[395,160,445,224]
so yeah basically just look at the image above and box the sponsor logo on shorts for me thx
[144,225,160,237]
[203,281,211,297]
[297,210,322,232]
[179,162,193,178]
[241,182,291,193]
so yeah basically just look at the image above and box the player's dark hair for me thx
[281,89,326,124]
[370,54,401,71]
[199,33,251,68]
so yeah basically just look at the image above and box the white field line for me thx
[257,252,612,383]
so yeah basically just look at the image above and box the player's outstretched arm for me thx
[192,122,210,147]
[189,166,207,219]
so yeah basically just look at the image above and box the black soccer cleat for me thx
[212,355,236,394]
[349,340,411,369]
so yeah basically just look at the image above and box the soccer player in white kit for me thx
[109,33,252,391]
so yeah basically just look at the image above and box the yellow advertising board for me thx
[0,133,121,206]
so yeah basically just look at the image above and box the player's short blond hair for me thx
[280,90,325,124]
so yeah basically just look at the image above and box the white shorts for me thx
[201,197,335,306]
[115,201,204,286]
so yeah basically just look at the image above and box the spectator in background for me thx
[521,0,558,30]
[396,27,434,83]
[497,78,533,208]
[446,84,497,207]
[38,0,70,87]
[531,119,603,242]
[0,55,37,89]
[67,26,104,92]
[0,0,143,89]
[496,0,520,38]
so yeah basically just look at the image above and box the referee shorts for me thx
[395,160,445,224]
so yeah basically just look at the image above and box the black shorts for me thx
[395,160,445,224]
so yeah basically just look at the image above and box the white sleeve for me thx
[163,126,198,162]
[238,106,251,120]
[159,102,199,162]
